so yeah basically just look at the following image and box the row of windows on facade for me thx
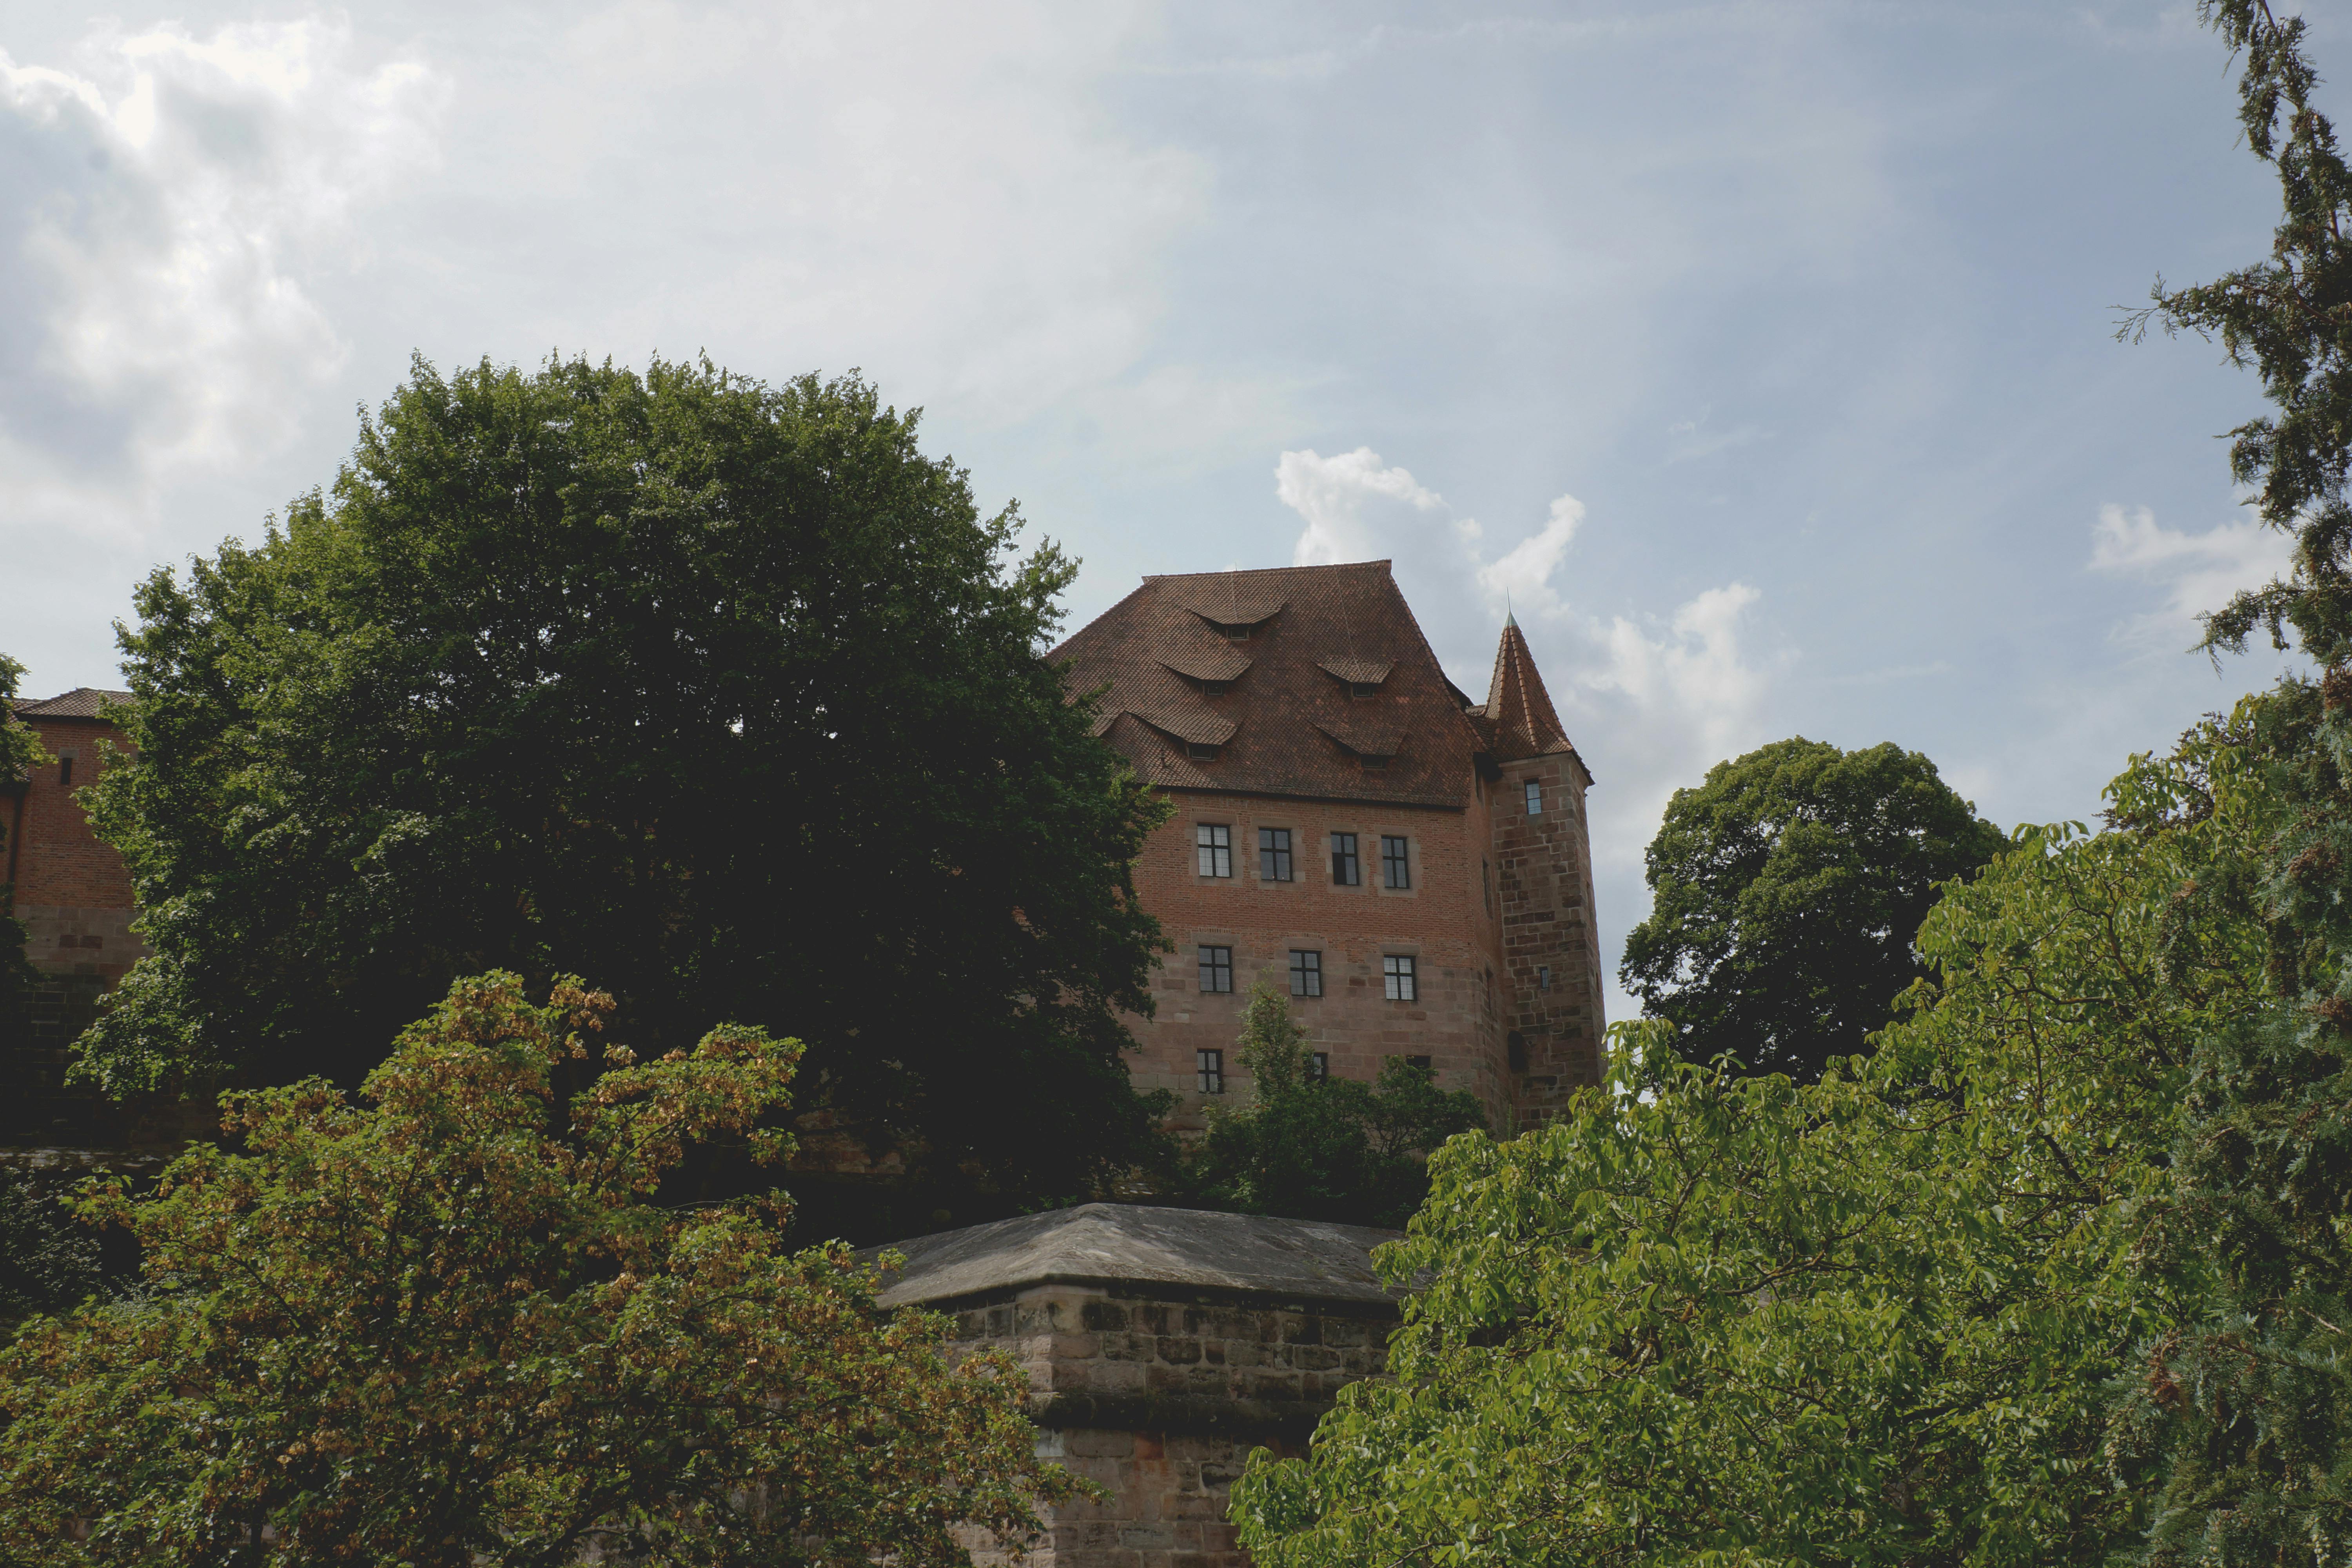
[1195,826,1417,887]
[1193,1046,1433,1094]
[1194,945,1416,1002]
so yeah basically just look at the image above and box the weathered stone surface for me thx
[867,1201,1403,1310]
[881,1205,1398,1567]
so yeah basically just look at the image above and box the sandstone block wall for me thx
[1495,751,1605,1129]
[942,1282,1395,1568]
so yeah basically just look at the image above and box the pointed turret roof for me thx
[1479,617,1575,763]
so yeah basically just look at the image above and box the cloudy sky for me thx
[0,1,2322,1020]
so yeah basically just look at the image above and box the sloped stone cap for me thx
[865,1202,1403,1309]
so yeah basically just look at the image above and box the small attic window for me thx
[1188,741,1221,761]
[1207,621,1254,643]
[1199,679,1231,697]
[1350,682,1379,699]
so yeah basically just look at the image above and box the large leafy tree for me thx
[1178,984,1485,1229]
[1231,720,2273,1566]
[0,972,1080,1566]
[1619,736,2004,1081]
[78,356,1168,1220]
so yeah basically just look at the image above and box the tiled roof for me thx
[13,688,131,720]
[1481,615,1577,762]
[1051,561,1488,808]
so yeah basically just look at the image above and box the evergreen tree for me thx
[2109,4,2352,1557]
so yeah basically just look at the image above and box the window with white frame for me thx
[1198,945,1233,993]
[1524,779,1543,815]
[1198,1049,1225,1094]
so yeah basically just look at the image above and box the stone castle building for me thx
[1051,560,1604,1132]
[2,687,153,1148]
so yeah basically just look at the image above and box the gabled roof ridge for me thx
[1140,560,1392,583]
[14,688,134,719]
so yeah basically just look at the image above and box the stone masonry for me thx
[870,1203,1403,1568]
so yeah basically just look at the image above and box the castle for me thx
[3,560,1604,1149]
[1051,560,1603,1132]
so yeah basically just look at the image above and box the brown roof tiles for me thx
[1054,562,1488,807]
[13,688,131,720]
[1482,615,1575,762]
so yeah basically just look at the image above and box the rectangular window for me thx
[1196,823,1232,878]
[1381,835,1411,889]
[1524,779,1543,815]
[1538,964,1552,993]
[1383,954,1418,1002]
[1406,1054,1433,1071]
[1481,857,1492,913]
[1309,1052,1330,1081]
[1259,827,1293,881]
[1198,945,1233,993]
[1330,832,1360,887]
[1288,948,1323,998]
[1197,1049,1225,1094]
[58,755,74,789]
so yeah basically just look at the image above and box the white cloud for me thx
[1272,440,1774,847]
[2089,503,2296,641]
[0,20,445,535]
[1475,492,1584,615]
[1281,446,1452,566]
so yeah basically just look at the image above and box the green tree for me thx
[1179,984,1485,1229]
[0,1166,104,1334]
[78,356,1169,1222]
[1229,722,2273,1566]
[1619,736,2005,1082]
[0,972,1080,1566]
[0,655,51,1021]
[2109,5,2352,1557]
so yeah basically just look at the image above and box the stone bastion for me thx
[867,1203,1402,1568]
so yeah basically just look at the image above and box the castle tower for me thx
[1470,615,1604,1127]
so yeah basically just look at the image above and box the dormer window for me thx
[1188,742,1220,761]
[1201,680,1230,697]
[1350,682,1379,699]
[1207,621,1253,643]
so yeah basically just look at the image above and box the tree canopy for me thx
[1619,736,2004,1081]
[77,356,1170,1223]
[1177,984,1485,1229]
[0,972,1079,1566]
[1233,6,2352,1561]
[1232,715,2271,1566]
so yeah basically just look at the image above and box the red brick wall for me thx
[10,716,142,985]
[1126,786,1513,1126]
[1127,765,1602,1135]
